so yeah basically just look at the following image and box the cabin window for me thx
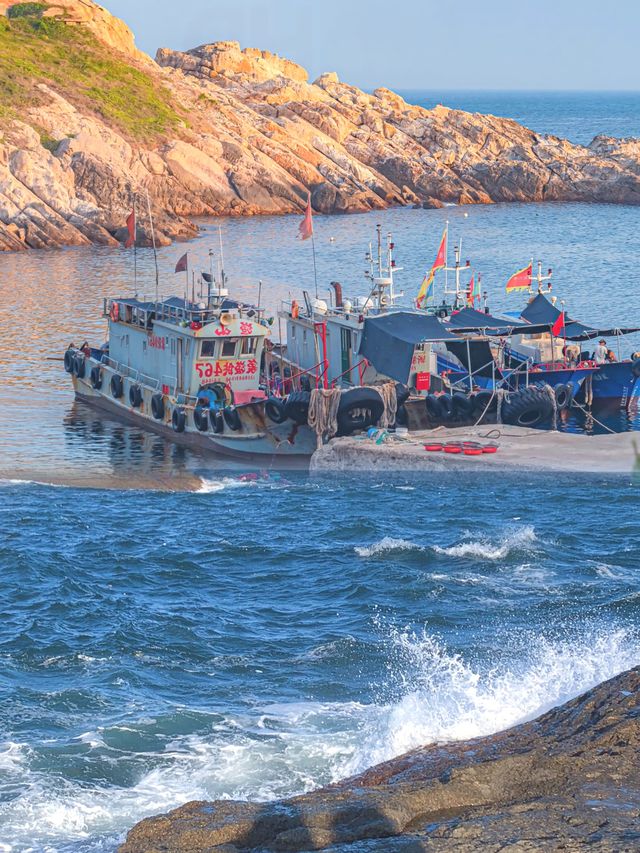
[171,338,176,356]
[221,339,237,358]
[240,337,259,355]
[303,330,307,345]
[186,340,191,356]
[200,340,216,357]
[291,326,296,339]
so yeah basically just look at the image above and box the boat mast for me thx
[443,239,471,308]
[533,260,553,293]
[364,224,403,310]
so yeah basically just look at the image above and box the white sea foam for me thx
[355,537,423,558]
[2,624,639,853]
[432,525,538,561]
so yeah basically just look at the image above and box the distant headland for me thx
[1,0,640,252]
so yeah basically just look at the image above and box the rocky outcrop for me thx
[1,1,640,252]
[120,666,640,851]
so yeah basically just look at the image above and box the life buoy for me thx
[110,302,119,322]
[265,397,288,424]
[151,393,165,420]
[210,409,225,433]
[223,406,242,431]
[73,354,86,379]
[64,349,75,373]
[129,384,143,408]
[110,374,124,399]
[502,387,554,428]
[172,407,186,433]
[284,391,312,425]
[90,366,102,390]
[193,406,209,432]
[336,387,385,435]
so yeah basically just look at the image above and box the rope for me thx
[374,382,398,429]
[571,399,617,434]
[544,383,558,431]
[496,389,508,425]
[473,389,497,427]
[308,388,341,445]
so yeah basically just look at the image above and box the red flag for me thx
[416,227,447,308]
[124,210,136,249]
[552,311,565,337]
[175,252,188,274]
[466,274,475,306]
[298,193,313,241]
[505,262,533,293]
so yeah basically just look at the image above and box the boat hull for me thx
[71,358,317,467]
[589,361,640,407]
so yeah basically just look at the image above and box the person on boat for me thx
[606,349,617,362]
[594,339,608,364]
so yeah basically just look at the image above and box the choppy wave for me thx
[355,537,424,558]
[2,623,639,852]
[432,525,538,561]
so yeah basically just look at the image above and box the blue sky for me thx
[106,0,639,91]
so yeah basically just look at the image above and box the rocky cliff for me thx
[2,1,640,252]
[120,666,640,851]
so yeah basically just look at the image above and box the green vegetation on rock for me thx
[0,11,183,141]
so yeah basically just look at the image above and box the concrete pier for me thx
[311,427,640,476]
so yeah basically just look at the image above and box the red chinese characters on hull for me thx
[148,334,166,350]
[195,360,259,386]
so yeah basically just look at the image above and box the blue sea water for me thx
[0,92,640,852]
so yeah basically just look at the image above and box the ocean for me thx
[1,92,639,852]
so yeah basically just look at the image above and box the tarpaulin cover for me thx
[358,312,456,383]
[444,339,497,379]
[520,294,640,341]
[446,307,552,336]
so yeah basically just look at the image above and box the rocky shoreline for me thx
[2,1,640,252]
[119,666,640,852]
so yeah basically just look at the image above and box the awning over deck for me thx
[358,312,456,383]
[446,306,552,337]
[520,294,640,341]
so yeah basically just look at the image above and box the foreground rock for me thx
[120,667,640,851]
[2,1,640,251]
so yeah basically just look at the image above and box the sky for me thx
[105,0,640,91]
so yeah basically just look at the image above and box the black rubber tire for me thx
[223,406,242,431]
[470,390,496,419]
[73,354,86,378]
[151,393,165,420]
[64,350,75,374]
[502,387,554,428]
[437,395,455,421]
[451,392,473,420]
[300,375,312,392]
[129,384,143,408]
[436,308,448,319]
[395,383,411,407]
[193,406,209,432]
[90,366,102,390]
[554,382,572,411]
[425,394,442,419]
[394,405,408,427]
[284,391,312,425]
[265,397,288,424]
[110,374,124,399]
[172,407,186,433]
[210,410,225,434]
[337,387,385,435]
[631,358,640,379]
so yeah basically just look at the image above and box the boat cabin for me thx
[104,295,270,402]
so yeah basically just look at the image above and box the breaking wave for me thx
[432,525,538,561]
[355,537,424,558]
[2,623,638,852]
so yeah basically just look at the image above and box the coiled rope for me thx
[374,382,398,429]
[308,388,342,446]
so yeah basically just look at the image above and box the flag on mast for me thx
[416,226,447,309]
[298,192,313,241]
[466,274,475,306]
[505,261,533,293]
[124,209,136,249]
[552,311,566,337]
[175,252,188,274]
